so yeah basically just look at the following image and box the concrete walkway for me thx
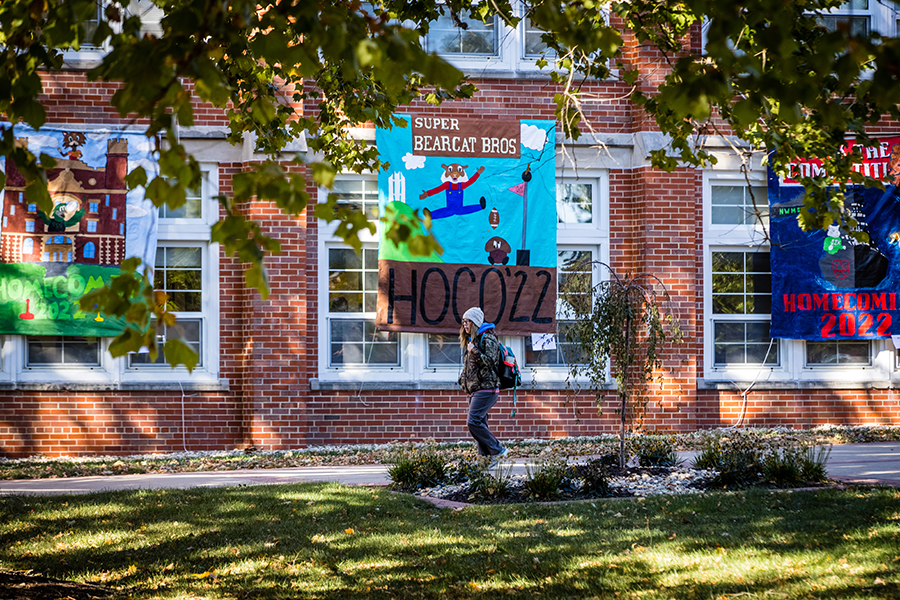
[0,442,897,496]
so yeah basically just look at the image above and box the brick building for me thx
[1,2,899,457]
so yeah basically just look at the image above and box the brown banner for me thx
[376,259,556,335]
[411,117,520,159]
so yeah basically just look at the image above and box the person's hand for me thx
[467,342,475,352]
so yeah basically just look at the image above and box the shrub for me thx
[387,444,446,490]
[630,434,681,467]
[693,434,764,488]
[524,457,571,500]
[800,445,831,482]
[761,446,804,487]
[445,457,485,485]
[576,458,611,497]
[468,464,514,501]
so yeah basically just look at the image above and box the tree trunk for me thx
[619,312,632,470]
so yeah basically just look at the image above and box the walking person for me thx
[458,306,508,467]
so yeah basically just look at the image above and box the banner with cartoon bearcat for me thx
[374,116,556,335]
[769,135,900,340]
[0,125,158,336]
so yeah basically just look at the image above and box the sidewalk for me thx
[0,442,897,496]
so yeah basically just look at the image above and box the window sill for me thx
[0,380,230,392]
[697,378,896,391]
[310,378,614,392]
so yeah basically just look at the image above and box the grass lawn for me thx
[1,483,898,599]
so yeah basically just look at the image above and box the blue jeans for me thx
[467,389,503,456]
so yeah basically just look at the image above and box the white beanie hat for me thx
[463,306,484,329]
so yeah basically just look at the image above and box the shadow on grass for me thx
[0,484,898,599]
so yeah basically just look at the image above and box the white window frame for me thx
[122,240,218,383]
[818,0,876,36]
[703,171,894,384]
[421,1,569,74]
[122,166,219,383]
[16,336,114,385]
[62,1,165,68]
[523,170,609,385]
[317,174,415,385]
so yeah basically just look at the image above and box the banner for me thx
[0,126,158,336]
[375,116,557,334]
[769,136,900,340]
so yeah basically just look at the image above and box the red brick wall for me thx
[0,393,242,457]
[303,390,632,446]
[696,389,900,428]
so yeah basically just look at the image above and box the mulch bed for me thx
[418,464,700,505]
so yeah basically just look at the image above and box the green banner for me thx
[0,263,126,336]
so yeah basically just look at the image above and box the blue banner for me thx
[769,136,900,340]
[375,116,557,334]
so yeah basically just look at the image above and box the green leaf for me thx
[245,264,270,300]
[161,338,200,372]
[356,39,382,67]
[312,162,336,188]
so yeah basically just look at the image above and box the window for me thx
[818,0,870,35]
[10,205,15,215]
[25,220,35,233]
[87,220,98,232]
[159,177,203,219]
[711,250,777,366]
[5,165,219,387]
[526,320,585,366]
[126,241,212,371]
[126,165,219,377]
[327,247,399,366]
[557,180,598,225]
[62,1,164,65]
[526,250,593,367]
[428,333,463,366]
[806,340,871,366]
[126,0,165,37]
[27,204,36,213]
[130,319,203,367]
[80,1,106,50]
[89,201,99,213]
[27,337,100,366]
[523,16,553,57]
[426,12,498,55]
[702,171,891,384]
[711,184,768,227]
[330,319,399,366]
[153,247,202,312]
[332,177,379,221]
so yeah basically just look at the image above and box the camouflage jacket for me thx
[458,329,501,394]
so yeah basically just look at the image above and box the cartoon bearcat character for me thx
[419,163,486,220]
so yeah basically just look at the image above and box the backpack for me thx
[497,342,522,390]
[480,336,521,390]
